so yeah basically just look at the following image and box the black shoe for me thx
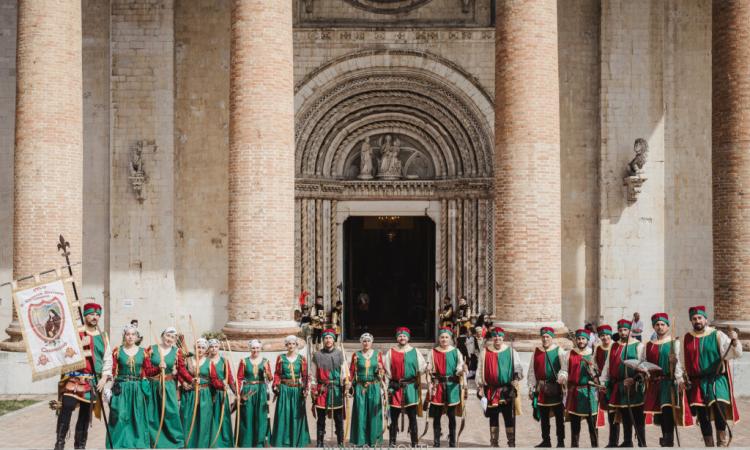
[316,432,325,448]
[73,431,87,449]
[619,441,633,448]
[389,438,396,447]
[535,441,552,448]
[557,439,565,448]
[571,433,579,448]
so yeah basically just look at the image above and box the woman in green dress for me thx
[237,339,273,447]
[270,335,311,447]
[107,325,151,449]
[180,338,214,449]
[349,333,385,447]
[207,338,234,448]
[144,327,191,448]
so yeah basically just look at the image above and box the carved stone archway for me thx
[294,50,495,324]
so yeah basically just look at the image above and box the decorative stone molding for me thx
[624,174,647,204]
[343,0,433,14]
[295,178,492,200]
[129,140,154,203]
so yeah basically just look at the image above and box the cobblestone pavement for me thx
[1,394,747,448]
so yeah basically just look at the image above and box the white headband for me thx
[122,324,138,336]
[359,333,374,343]
[161,327,177,336]
[195,338,208,348]
[207,338,220,347]
[284,335,298,345]
[249,339,262,349]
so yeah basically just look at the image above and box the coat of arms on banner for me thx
[13,278,85,381]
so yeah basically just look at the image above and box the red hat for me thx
[488,327,505,337]
[596,324,613,336]
[651,312,669,326]
[689,305,708,319]
[438,327,454,337]
[617,319,632,330]
[575,328,590,339]
[321,328,336,338]
[539,327,555,337]
[395,327,411,337]
[83,303,102,316]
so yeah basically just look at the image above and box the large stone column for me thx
[0,0,83,351]
[712,1,750,345]
[493,0,564,344]
[223,0,297,350]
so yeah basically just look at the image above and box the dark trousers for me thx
[621,405,646,446]
[570,415,597,446]
[607,410,620,446]
[316,408,344,444]
[697,404,727,436]
[539,404,565,444]
[659,407,675,436]
[431,405,457,447]
[487,404,514,429]
[312,328,322,345]
[389,405,418,445]
[56,395,92,448]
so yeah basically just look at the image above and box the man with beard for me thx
[600,319,646,447]
[476,327,522,447]
[53,302,112,450]
[558,329,599,448]
[426,328,466,448]
[643,312,687,447]
[383,327,427,446]
[594,324,620,447]
[528,327,565,448]
[683,306,742,447]
[310,329,350,447]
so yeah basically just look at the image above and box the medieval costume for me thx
[683,305,742,447]
[311,297,326,346]
[601,319,646,447]
[348,333,385,447]
[558,329,599,448]
[270,335,311,448]
[455,297,472,334]
[207,339,234,448]
[237,339,273,447]
[475,327,523,447]
[144,327,192,448]
[107,325,152,449]
[332,301,343,340]
[643,313,690,447]
[180,339,215,449]
[594,324,620,447]
[427,327,466,448]
[383,326,427,446]
[54,302,112,450]
[310,328,349,447]
[527,326,565,448]
[439,297,454,330]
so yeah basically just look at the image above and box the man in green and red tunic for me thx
[310,328,350,447]
[384,327,426,446]
[594,324,619,447]
[558,329,599,447]
[54,302,112,450]
[683,305,742,447]
[427,327,466,448]
[476,327,522,447]
[643,312,692,447]
[527,326,564,448]
[600,318,646,447]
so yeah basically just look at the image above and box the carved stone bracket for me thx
[624,174,647,204]
[129,140,155,203]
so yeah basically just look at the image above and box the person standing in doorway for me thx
[631,312,644,342]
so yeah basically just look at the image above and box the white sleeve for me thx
[101,333,113,379]
[527,353,536,394]
[341,352,349,384]
[557,349,569,384]
[475,349,485,387]
[637,341,646,362]
[383,349,392,379]
[718,330,743,360]
[673,339,684,381]
[455,349,465,376]
[310,354,318,387]
[418,349,428,373]
[600,353,610,384]
[512,349,523,380]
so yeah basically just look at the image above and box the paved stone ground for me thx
[0,393,747,448]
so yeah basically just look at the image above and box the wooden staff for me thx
[184,315,200,447]
[150,321,166,448]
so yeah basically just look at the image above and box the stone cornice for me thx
[295,177,493,200]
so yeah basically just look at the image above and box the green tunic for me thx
[180,358,213,449]
[145,346,184,448]
[350,350,384,446]
[238,357,271,448]
[209,357,234,448]
[107,347,150,449]
[270,354,311,448]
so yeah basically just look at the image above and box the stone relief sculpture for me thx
[377,134,403,180]
[129,140,152,203]
[357,138,374,180]
[624,138,648,203]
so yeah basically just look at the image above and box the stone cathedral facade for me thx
[0,1,747,352]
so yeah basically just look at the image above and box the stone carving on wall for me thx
[129,140,154,203]
[624,138,648,203]
[343,132,436,180]
[357,138,373,180]
[377,134,403,180]
[343,0,433,14]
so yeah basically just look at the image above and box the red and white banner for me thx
[13,278,85,381]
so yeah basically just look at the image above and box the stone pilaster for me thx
[223,0,297,350]
[493,0,564,346]
[1,0,83,351]
[712,1,750,346]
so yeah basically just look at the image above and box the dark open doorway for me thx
[344,215,435,341]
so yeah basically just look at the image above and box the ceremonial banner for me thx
[13,278,85,381]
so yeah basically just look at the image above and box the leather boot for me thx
[571,432,579,448]
[434,420,441,447]
[54,418,69,450]
[73,430,87,449]
[489,426,499,447]
[716,430,728,447]
[389,422,397,447]
[703,434,715,447]
[316,431,325,448]
[448,426,456,448]
[535,439,552,448]
[661,431,673,447]
[506,426,516,448]
[557,438,565,447]
[606,423,620,447]
[591,429,599,448]
[409,416,418,447]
